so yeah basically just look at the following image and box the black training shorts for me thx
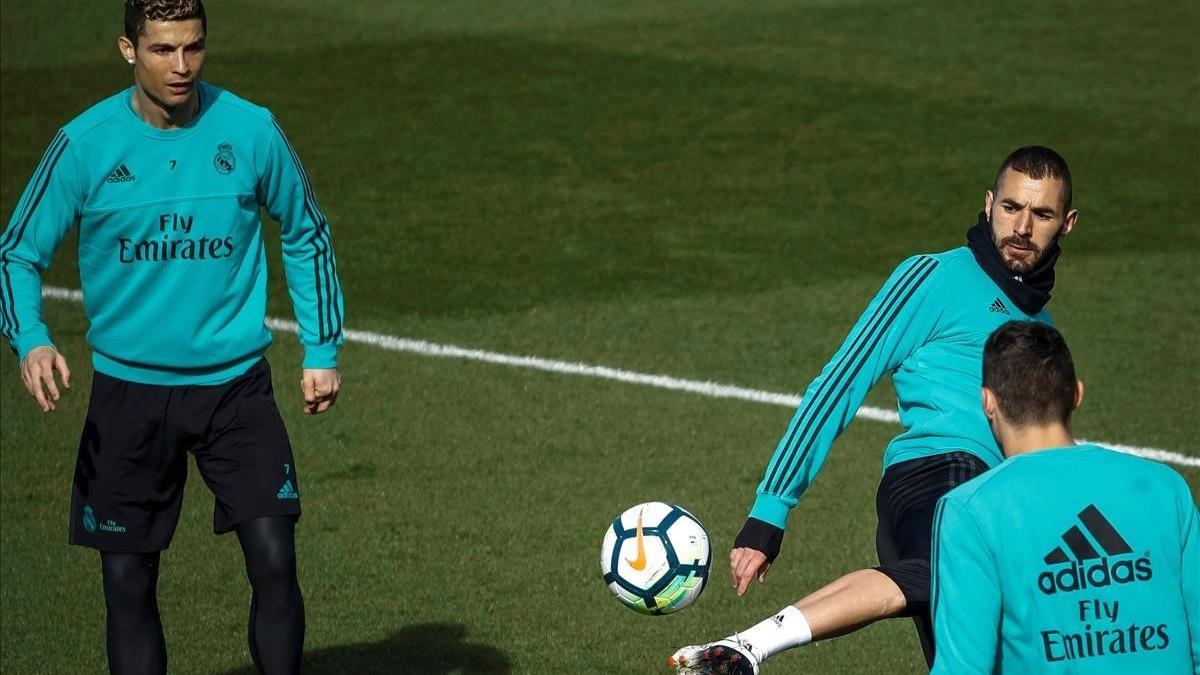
[69,358,301,553]
[874,450,989,668]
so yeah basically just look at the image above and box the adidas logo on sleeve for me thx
[1037,504,1151,595]
[105,164,136,183]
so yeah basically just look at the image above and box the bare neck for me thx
[997,423,1076,458]
[130,85,199,130]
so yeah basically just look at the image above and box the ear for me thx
[1060,208,1079,239]
[984,190,995,222]
[981,386,1000,422]
[118,36,136,64]
[1072,379,1085,411]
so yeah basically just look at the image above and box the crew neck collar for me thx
[121,82,210,140]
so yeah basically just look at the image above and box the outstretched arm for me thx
[732,255,943,595]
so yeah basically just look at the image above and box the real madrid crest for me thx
[214,142,236,175]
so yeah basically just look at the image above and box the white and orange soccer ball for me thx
[600,502,711,615]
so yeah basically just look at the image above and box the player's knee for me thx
[248,546,293,579]
[873,560,929,618]
[237,517,301,606]
[247,556,302,619]
[244,543,297,591]
[886,587,912,617]
[101,555,158,608]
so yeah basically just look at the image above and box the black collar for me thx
[966,211,1060,315]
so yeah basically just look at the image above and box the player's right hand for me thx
[19,346,71,413]
[729,517,785,597]
[729,547,771,597]
[301,368,341,415]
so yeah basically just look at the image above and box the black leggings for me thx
[237,516,305,674]
[100,516,304,674]
[101,551,166,674]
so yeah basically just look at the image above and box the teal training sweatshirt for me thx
[749,248,1050,528]
[931,445,1199,674]
[0,83,344,384]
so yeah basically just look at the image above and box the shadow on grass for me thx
[218,623,511,674]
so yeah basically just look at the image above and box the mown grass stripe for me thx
[37,285,1200,470]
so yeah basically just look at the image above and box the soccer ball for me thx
[600,502,711,615]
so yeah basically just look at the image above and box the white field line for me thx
[42,285,1200,469]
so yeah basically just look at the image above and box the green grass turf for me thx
[2,1,1198,672]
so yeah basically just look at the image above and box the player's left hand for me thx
[301,368,341,414]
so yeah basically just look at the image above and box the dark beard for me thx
[992,215,1064,276]
[966,211,1061,315]
[995,234,1048,276]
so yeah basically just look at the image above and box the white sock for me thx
[732,606,813,662]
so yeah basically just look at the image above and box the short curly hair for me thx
[124,0,207,44]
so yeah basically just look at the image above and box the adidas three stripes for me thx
[748,247,1053,529]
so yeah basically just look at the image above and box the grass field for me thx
[2,1,1198,673]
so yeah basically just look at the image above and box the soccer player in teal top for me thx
[671,147,1079,674]
[931,322,1198,674]
[0,2,344,673]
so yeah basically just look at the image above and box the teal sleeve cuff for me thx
[13,327,54,362]
[301,343,339,370]
[748,493,795,530]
